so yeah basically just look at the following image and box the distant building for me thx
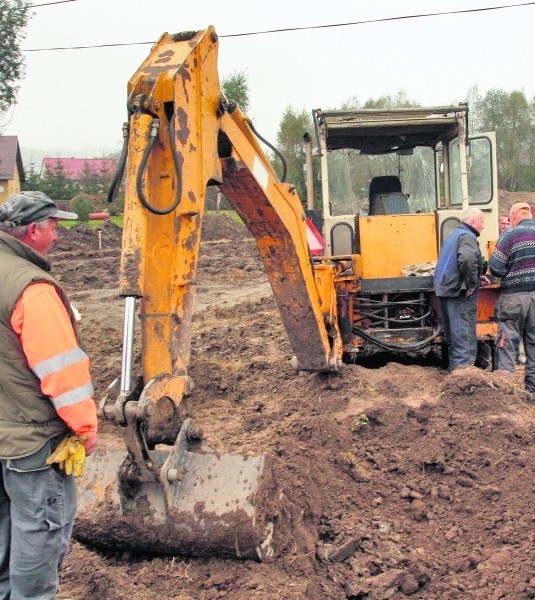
[0,136,25,202]
[40,157,116,185]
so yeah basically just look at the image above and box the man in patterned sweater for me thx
[490,201,535,394]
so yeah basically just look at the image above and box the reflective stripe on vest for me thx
[32,347,89,379]
[52,381,95,410]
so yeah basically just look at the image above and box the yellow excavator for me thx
[75,27,500,559]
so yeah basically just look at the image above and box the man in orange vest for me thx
[0,192,98,599]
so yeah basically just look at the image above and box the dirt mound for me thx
[54,220,123,253]
[52,216,534,600]
[498,189,535,214]
[50,215,254,291]
[201,213,252,241]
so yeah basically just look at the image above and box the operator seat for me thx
[368,176,410,215]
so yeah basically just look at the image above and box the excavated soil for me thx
[49,210,535,600]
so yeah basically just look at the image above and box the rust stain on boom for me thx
[220,158,333,372]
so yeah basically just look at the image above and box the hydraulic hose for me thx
[107,122,130,203]
[354,307,432,326]
[245,119,287,183]
[352,325,442,352]
[136,118,183,215]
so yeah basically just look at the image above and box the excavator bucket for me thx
[74,422,277,560]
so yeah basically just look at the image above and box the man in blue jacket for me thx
[434,208,488,370]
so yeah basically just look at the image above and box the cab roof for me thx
[313,105,468,154]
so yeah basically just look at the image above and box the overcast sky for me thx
[4,0,535,165]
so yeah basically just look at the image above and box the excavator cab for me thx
[312,106,500,359]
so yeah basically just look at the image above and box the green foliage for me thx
[71,196,93,221]
[362,91,419,110]
[21,161,41,191]
[339,90,419,111]
[79,160,115,195]
[101,150,123,213]
[79,161,100,195]
[0,0,31,117]
[39,158,79,202]
[273,106,314,204]
[517,165,535,191]
[472,88,534,190]
[351,413,369,431]
[270,88,535,196]
[221,69,250,113]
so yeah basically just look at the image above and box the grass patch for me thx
[60,211,242,228]
[60,216,123,229]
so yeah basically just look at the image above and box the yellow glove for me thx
[46,435,87,478]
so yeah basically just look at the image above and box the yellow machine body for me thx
[359,214,437,279]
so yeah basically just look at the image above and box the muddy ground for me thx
[48,207,534,600]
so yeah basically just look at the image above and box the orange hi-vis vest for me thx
[0,231,97,459]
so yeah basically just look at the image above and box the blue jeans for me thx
[0,436,76,600]
[439,293,478,370]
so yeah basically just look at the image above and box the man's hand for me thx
[84,435,98,456]
[466,287,476,297]
[480,276,491,287]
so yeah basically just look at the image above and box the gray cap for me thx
[0,191,77,226]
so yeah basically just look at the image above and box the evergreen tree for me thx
[21,161,42,192]
[71,196,93,221]
[98,160,114,194]
[40,158,79,202]
[79,161,100,195]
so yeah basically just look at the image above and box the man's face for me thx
[472,213,485,233]
[498,216,510,233]
[27,218,59,255]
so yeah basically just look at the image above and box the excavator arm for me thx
[120,27,338,397]
[218,107,339,372]
[76,27,340,560]
[111,28,339,435]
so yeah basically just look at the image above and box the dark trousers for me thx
[439,293,478,370]
[496,290,535,392]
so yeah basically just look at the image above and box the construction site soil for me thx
[49,206,534,600]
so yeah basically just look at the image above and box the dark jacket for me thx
[433,223,483,298]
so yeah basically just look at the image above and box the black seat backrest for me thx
[368,176,409,215]
[373,192,410,215]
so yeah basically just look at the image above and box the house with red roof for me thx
[0,136,25,203]
[40,157,116,183]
